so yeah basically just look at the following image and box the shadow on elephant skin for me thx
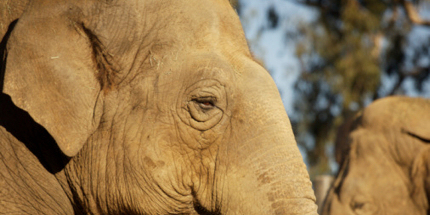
[0,19,18,91]
[1,19,70,174]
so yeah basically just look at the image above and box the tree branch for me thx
[400,0,430,26]
[388,67,429,95]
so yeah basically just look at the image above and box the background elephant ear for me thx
[3,1,103,157]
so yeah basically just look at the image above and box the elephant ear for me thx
[3,1,106,157]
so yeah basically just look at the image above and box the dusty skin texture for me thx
[0,0,317,214]
[322,96,430,215]
[0,0,28,37]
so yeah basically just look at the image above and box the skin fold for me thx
[0,0,317,214]
[322,96,430,215]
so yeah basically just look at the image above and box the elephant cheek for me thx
[174,120,226,150]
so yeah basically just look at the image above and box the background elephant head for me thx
[322,96,430,215]
[0,0,317,214]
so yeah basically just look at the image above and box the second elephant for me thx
[322,96,430,215]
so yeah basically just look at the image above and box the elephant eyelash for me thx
[192,97,216,109]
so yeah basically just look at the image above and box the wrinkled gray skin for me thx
[0,0,317,214]
[322,96,430,215]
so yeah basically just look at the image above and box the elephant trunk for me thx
[209,64,318,214]
[213,126,318,214]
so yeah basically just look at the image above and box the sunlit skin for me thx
[0,0,317,214]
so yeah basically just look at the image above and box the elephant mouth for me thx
[193,201,220,215]
[191,189,221,215]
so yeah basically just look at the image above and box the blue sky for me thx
[239,0,318,116]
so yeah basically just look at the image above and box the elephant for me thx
[0,0,318,214]
[321,96,430,215]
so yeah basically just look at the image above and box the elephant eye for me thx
[177,79,226,131]
[350,198,376,215]
[352,202,365,210]
[192,97,216,110]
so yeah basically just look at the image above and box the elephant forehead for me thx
[139,0,249,58]
[348,130,387,157]
[360,96,430,130]
[347,130,413,186]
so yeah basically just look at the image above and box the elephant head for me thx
[0,0,317,214]
[322,96,430,215]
